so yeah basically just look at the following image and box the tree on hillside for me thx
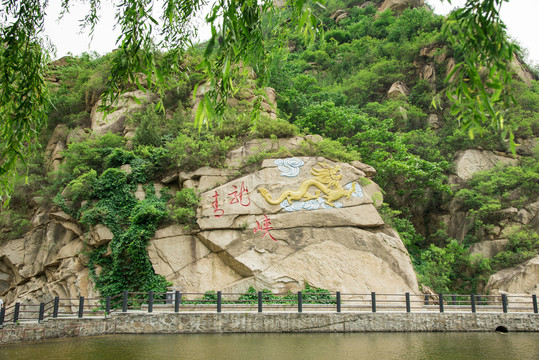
[0,0,520,201]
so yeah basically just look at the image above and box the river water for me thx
[1,333,538,360]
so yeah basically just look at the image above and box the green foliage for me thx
[199,284,335,305]
[66,169,98,203]
[379,204,425,253]
[165,133,236,171]
[60,133,126,181]
[51,132,176,297]
[301,283,336,304]
[85,182,171,297]
[455,162,539,222]
[0,2,49,200]
[417,240,471,293]
[409,79,434,110]
[252,116,299,139]
[238,287,279,303]
[416,225,539,294]
[131,107,165,147]
[489,227,539,270]
[325,29,351,44]
[0,210,31,242]
[172,188,200,225]
[343,116,451,209]
[295,101,364,139]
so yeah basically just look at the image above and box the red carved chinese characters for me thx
[228,181,251,207]
[254,215,276,241]
[211,191,224,217]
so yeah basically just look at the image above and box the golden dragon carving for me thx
[258,162,356,207]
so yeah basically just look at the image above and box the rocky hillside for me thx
[1,0,538,305]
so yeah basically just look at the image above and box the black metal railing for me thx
[0,292,537,324]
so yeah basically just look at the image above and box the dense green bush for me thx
[455,162,539,222]
[295,101,365,139]
[172,188,200,225]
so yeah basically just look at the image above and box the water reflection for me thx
[1,333,538,360]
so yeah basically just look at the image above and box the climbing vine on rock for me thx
[55,141,172,298]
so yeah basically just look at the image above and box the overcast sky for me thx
[43,0,539,66]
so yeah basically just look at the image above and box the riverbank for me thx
[1,312,538,344]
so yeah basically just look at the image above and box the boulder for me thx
[91,90,158,135]
[420,45,446,63]
[192,71,277,120]
[387,81,409,99]
[510,55,535,86]
[378,0,425,14]
[469,239,509,259]
[485,256,539,296]
[516,138,538,156]
[89,224,114,246]
[66,127,87,145]
[330,10,348,21]
[446,58,457,83]
[427,113,442,130]
[351,161,376,177]
[359,2,375,9]
[45,124,69,172]
[420,63,436,87]
[454,149,518,181]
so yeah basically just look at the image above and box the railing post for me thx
[471,294,476,313]
[424,294,429,306]
[0,306,5,325]
[452,295,457,306]
[298,291,302,313]
[258,292,263,313]
[502,294,508,313]
[405,293,411,313]
[174,291,181,313]
[217,291,222,313]
[148,291,154,313]
[371,292,376,313]
[78,296,84,318]
[533,294,538,314]
[13,303,20,323]
[38,303,45,323]
[336,292,341,313]
[123,291,128,312]
[53,297,59,318]
[438,293,444,313]
[105,296,111,316]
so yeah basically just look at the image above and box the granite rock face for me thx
[1,143,419,305]
[90,90,158,135]
[454,149,518,181]
[0,217,98,307]
[485,256,539,296]
[147,157,419,295]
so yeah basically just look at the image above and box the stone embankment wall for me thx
[1,312,537,344]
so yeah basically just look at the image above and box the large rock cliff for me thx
[0,138,420,305]
[148,157,419,295]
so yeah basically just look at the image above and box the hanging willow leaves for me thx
[440,0,518,154]
[0,0,50,202]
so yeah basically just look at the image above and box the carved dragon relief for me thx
[258,162,356,208]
